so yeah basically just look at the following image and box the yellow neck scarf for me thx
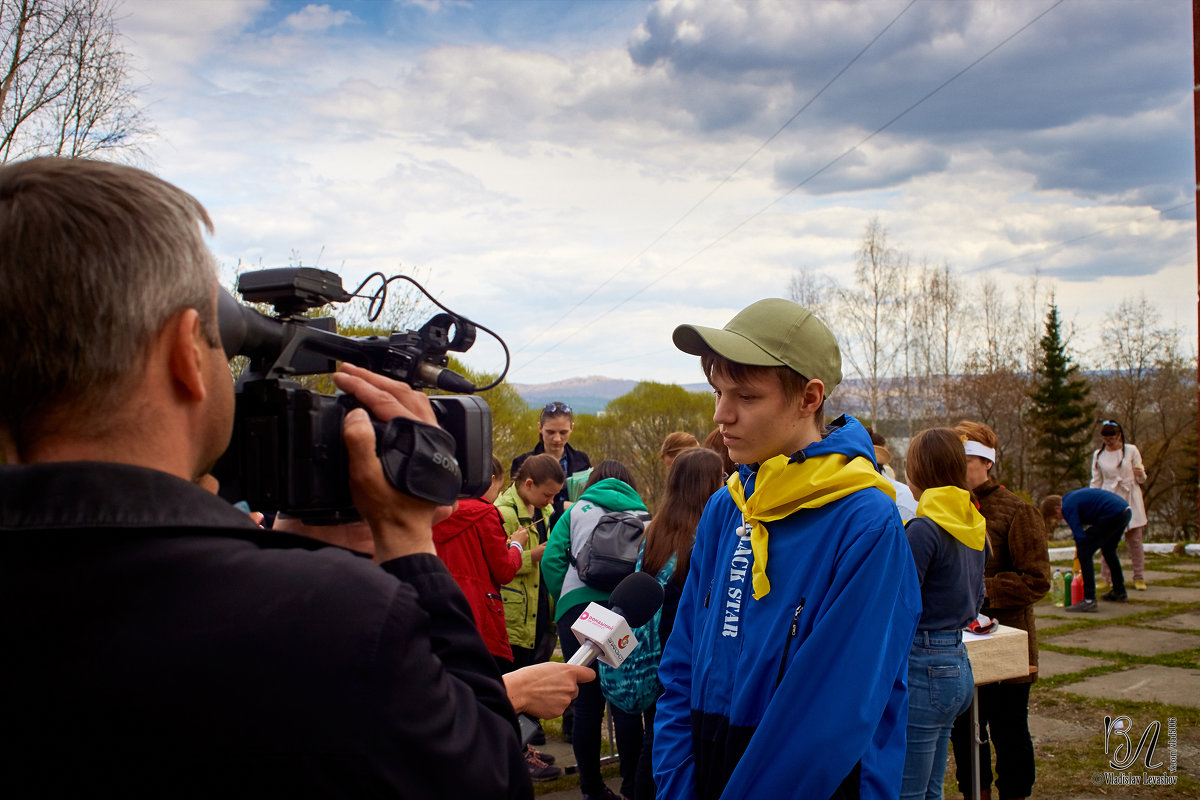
[726,453,897,600]
[914,486,986,551]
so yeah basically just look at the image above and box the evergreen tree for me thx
[1027,302,1095,494]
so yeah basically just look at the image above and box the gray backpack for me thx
[570,510,651,592]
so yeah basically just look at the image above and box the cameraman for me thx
[0,158,529,798]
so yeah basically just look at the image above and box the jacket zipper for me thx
[775,599,806,688]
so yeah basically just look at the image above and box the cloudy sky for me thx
[117,0,1196,386]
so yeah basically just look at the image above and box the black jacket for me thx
[0,462,531,799]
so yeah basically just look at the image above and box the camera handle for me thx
[376,416,463,506]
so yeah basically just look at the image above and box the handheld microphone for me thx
[517,572,664,746]
[567,571,664,668]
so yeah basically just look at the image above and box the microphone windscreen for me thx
[609,571,664,628]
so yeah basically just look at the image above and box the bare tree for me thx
[836,217,904,425]
[786,267,836,323]
[1090,295,1197,538]
[1,0,148,163]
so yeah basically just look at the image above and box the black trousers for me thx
[1074,508,1132,600]
[950,682,1034,799]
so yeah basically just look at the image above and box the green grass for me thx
[967,552,1200,798]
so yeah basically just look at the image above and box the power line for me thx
[512,0,918,357]
[515,0,1067,374]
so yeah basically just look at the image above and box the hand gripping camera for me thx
[212,267,492,523]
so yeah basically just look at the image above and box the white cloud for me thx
[283,4,353,32]
[110,0,1194,386]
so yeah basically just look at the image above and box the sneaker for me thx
[525,746,563,782]
[1102,590,1128,602]
[530,747,555,765]
[1134,580,1148,591]
[1065,598,1098,613]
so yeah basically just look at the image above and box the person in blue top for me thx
[655,299,922,800]
[899,428,988,800]
[1044,489,1132,612]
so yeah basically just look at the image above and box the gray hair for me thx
[0,157,217,451]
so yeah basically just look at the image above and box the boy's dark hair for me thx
[700,351,824,428]
[1040,494,1063,533]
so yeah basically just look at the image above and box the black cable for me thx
[350,273,512,392]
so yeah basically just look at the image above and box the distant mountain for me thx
[510,374,881,416]
[510,375,708,414]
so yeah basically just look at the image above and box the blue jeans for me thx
[902,630,974,800]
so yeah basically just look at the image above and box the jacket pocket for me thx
[501,585,527,629]
[775,599,806,688]
[485,591,505,616]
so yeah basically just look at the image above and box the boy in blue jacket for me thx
[654,299,921,800]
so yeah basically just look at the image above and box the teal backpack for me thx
[599,552,675,714]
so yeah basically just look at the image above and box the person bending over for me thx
[1045,489,1131,613]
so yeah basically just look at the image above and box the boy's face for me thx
[710,367,819,466]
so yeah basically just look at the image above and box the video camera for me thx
[212,267,492,523]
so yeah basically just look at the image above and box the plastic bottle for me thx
[1071,557,1085,605]
[1051,569,1064,607]
[1062,568,1073,607]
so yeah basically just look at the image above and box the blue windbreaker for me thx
[653,415,922,800]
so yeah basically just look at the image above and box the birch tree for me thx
[1,0,148,162]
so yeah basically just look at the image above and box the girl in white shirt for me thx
[1091,419,1148,589]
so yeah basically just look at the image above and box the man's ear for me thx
[800,378,825,415]
[166,309,208,403]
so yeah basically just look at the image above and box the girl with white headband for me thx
[947,421,1050,800]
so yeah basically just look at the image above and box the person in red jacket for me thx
[434,456,529,664]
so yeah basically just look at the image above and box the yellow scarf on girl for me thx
[913,486,986,551]
[726,453,897,600]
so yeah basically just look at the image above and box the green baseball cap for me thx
[672,298,842,390]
